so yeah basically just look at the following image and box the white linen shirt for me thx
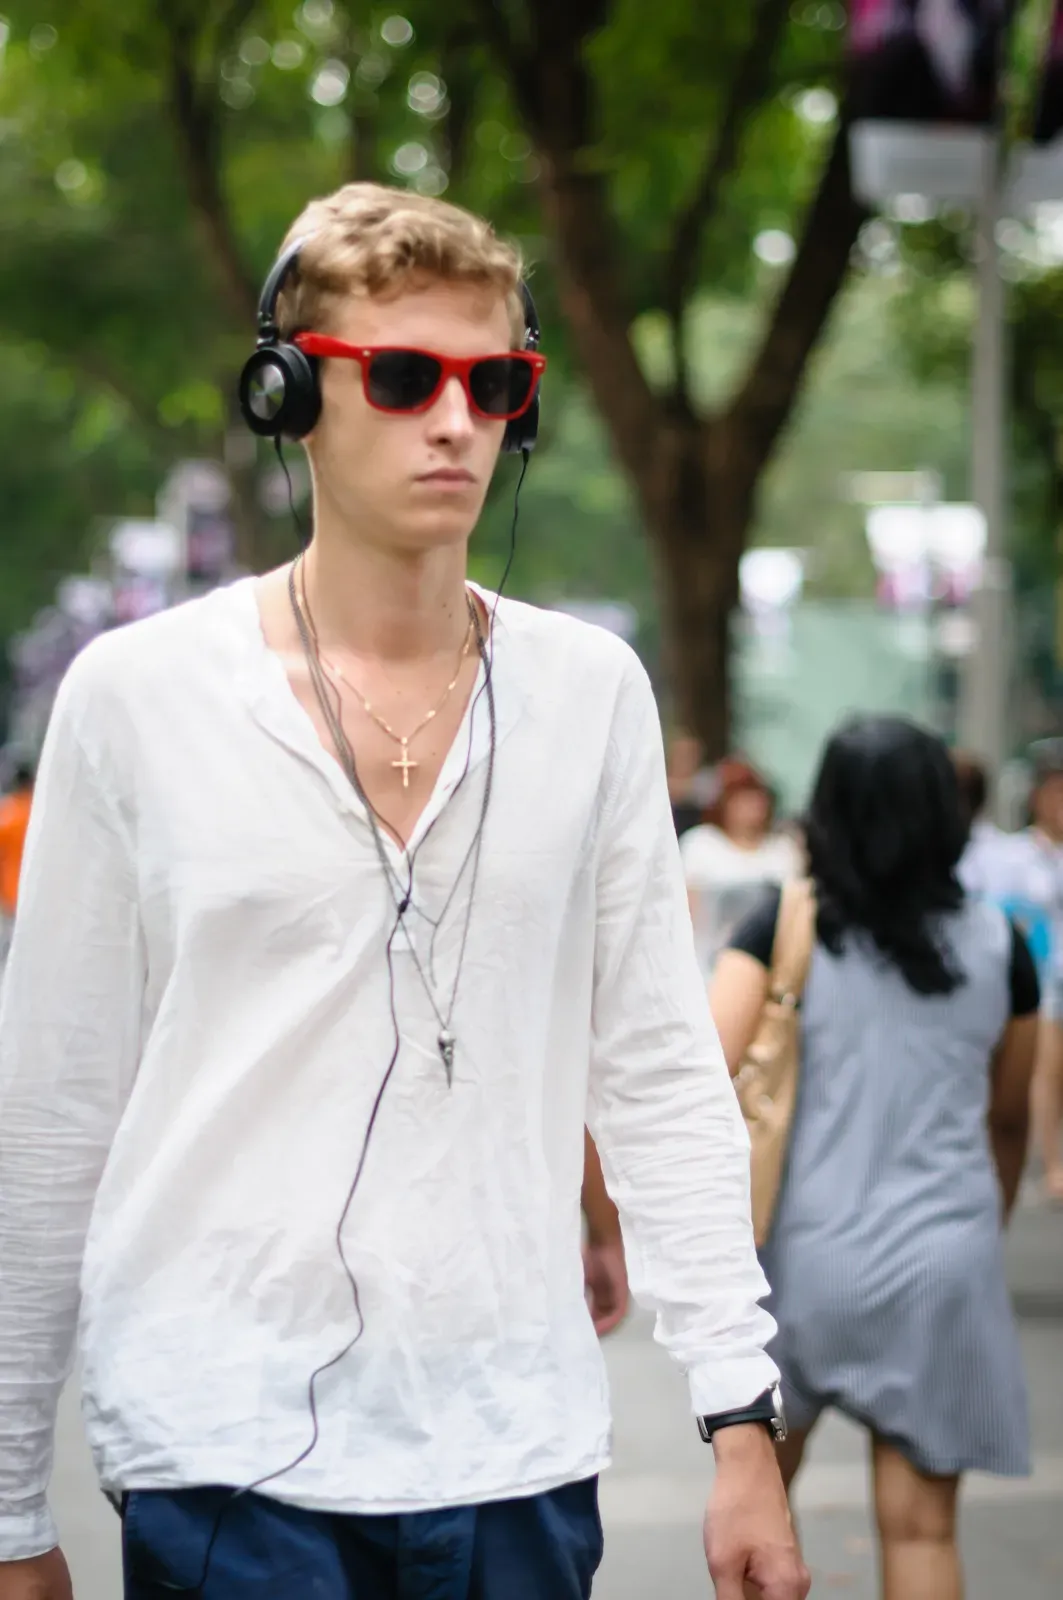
[0,579,776,1561]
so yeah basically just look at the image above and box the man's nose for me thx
[428,375,475,441]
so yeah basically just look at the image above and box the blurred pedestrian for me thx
[952,750,1010,895]
[681,757,802,976]
[666,730,706,839]
[959,740,1063,1200]
[1016,740,1063,1200]
[710,716,1037,1600]
[0,762,34,965]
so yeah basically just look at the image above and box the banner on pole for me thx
[848,1,1011,126]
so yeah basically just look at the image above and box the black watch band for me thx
[697,1384,787,1445]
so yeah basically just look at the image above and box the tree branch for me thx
[467,1,521,78]
[477,0,663,487]
[469,0,537,124]
[537,159,661,487]
[158,3,258,326]
[727,118,867,488]
[440,25,480,187]
[664,0,791,402]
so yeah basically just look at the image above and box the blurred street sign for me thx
[841,469,943,504]
[740,549,804,611]
[850,122,991,203]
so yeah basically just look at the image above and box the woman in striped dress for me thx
[710,718,1038,1600]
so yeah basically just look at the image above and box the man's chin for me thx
[397,511,479,554]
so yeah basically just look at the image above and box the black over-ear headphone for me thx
[238,235,542,454]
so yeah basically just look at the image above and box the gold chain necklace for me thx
[300,578,476,789]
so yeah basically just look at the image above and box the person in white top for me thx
[954,744,1063,1199]
[0,186,807,1600]
[951,753,1013,901]
[681,758,803,977]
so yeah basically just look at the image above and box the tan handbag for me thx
[733,879,816,1247]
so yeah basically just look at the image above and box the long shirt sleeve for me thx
[0,665,143,1559]
[587,658,778,1416]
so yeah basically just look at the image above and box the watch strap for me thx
[697,1385,787,1444]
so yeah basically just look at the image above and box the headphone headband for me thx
[519,282,541,352]
[256,235,312,341]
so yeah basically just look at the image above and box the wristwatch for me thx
[697,1383,787,1445]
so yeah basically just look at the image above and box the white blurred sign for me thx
[740,548,805,612]
[740,549,805,676]
[850,122,992,204]
[866,502,986,609]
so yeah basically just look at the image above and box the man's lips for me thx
[416,468,476,485]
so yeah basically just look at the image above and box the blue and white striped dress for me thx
[758,898,1030,1477]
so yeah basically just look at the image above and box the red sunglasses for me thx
[293,334,547,421]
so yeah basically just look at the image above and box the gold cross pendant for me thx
[392,743,419,789]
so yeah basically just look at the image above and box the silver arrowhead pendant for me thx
[438,1030,455,1086]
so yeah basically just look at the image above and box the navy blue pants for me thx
[121,1478,603,1599]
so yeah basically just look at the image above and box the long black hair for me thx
[804,717,968,996]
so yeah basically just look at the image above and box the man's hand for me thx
[580,1129,630,1338]
[582,1235,629,1337]
[704,1427,810,1600]
[0,1548,74,1600]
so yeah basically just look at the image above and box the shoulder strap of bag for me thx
[768,879,816,1002]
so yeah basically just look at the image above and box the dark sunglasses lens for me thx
[366,350,442,411]
[469,357,534,417]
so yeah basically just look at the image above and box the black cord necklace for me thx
[287,556,497,1084]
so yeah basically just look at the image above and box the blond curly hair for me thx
[276,183,526,345]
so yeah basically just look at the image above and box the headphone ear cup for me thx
[238,343,321,440]
[502,389,540,456]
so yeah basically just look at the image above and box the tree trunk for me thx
[657,536,738,758]
[638,419,750,757]
[536,137,861,756]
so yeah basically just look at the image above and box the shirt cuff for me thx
[0,1501,60,1563]
[686,1350,780,1418]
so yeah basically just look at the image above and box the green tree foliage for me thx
[0,2,965,748]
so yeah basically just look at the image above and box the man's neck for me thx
[300,525,471,666]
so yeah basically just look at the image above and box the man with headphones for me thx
[0,184,807,1600]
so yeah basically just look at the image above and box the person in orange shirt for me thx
[0,762,35,921]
